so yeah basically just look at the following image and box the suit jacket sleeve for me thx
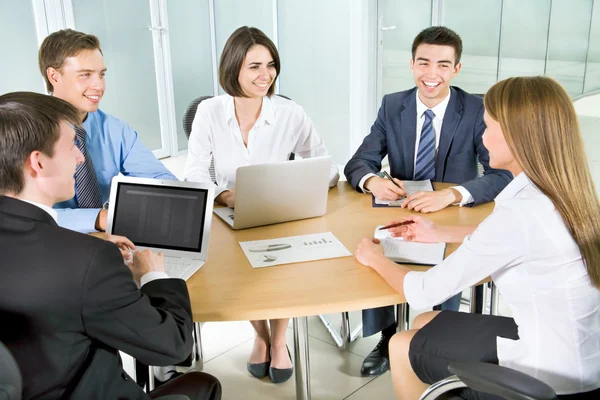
[460,104,513,205]
[344,95,390,190]
[81,241,193,366]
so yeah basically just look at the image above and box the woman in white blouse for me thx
[355,76,600,400]
[184,26,339,384]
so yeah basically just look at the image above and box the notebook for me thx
[106,176,214,281]
[374,225,446,266]
[372,179,434,207]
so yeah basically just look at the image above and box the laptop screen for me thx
[111,182,208,252]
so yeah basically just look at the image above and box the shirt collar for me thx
[416,90,451,120]
[495,172,530,202]
[225,95,276,127]
[20,199,58,223]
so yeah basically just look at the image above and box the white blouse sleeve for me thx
[291,104,340,188]
[183,104,227,198]
[403,204,527,309]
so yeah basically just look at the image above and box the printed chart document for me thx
[374,225,446,266]
[240,232,352,268]
[373,179,434,207]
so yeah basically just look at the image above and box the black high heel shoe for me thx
[269,345,293,384]
[247,345,270,379]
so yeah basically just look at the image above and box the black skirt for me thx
[409,311,600,400]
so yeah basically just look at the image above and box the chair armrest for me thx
[448,362,558,400]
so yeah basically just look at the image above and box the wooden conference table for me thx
[185,182,494,400]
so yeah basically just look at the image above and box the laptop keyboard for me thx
[164,258,202,281]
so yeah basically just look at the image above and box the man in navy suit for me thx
[345,26,512,377]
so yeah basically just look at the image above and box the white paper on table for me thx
[374,225,445,266]
[374,180,434,206]
[239,231,352,268]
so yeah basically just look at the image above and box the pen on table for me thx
[382,171,402,189]
[378,220,415,230]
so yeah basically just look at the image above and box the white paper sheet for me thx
[374,225,445,266]
[374,179,434,206]
[239,232,352,268]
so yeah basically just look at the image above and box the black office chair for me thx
[183,96,216,183]
[420,361,575,400]
[0,341,22,400]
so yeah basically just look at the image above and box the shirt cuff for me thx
[358,173,378,193]
[140,271,170,287]
[450,186,474,206]
[214,187,229,200]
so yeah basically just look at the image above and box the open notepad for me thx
[373,180,434,207]
[374,225,446,266]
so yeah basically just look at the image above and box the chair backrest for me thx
[0,341,22,400]
[183,96,216,182]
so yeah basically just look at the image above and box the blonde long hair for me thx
[485,76,600,288]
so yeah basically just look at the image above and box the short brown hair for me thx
[38,29,103,93]
[412,26,463,64]
[219,26,280,97]
[0,92,80,195]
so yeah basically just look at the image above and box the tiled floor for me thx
[139,94,600,399]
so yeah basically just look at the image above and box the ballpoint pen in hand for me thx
[378,220,415,230]
[382,171,402,188]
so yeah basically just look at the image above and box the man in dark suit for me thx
[345,27,512,377]
[0,91,221,399]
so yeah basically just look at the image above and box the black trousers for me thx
[148,371,221,400]
[361,286,483,337]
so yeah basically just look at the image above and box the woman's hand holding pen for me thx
[387,216,440,243]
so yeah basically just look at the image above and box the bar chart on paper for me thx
[240,232,352,268]
[303,237,334,246]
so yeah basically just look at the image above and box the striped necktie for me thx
[414,109,436,181]
[74,126,103,208]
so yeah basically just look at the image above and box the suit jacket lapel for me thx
[400,91,417,179]
[0,196,58,227]
[436,87,463,179]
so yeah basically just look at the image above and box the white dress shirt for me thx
[359,91,474,205]
[22,199,58,223]
[403,173,600,394]
[23,199,168,286]
[184,94,340,198]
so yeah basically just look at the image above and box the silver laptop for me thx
[213,156,331,230]
[106,176,214,281]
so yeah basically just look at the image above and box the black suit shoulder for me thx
[451,86,484,110]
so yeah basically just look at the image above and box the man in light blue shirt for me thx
[39,29,176,233]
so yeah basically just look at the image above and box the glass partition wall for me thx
[379,0,599,99]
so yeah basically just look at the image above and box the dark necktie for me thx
[74,126,103,208]
[414,109,436,180]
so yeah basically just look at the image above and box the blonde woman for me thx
[355,76,600,399]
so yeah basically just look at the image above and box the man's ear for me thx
[453,62,462,76]
[26,151,45,177]
[47,67,61,90]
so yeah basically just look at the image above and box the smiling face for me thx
[410,43,461,108]
[237,45,277,99]
[48,49,106,120]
